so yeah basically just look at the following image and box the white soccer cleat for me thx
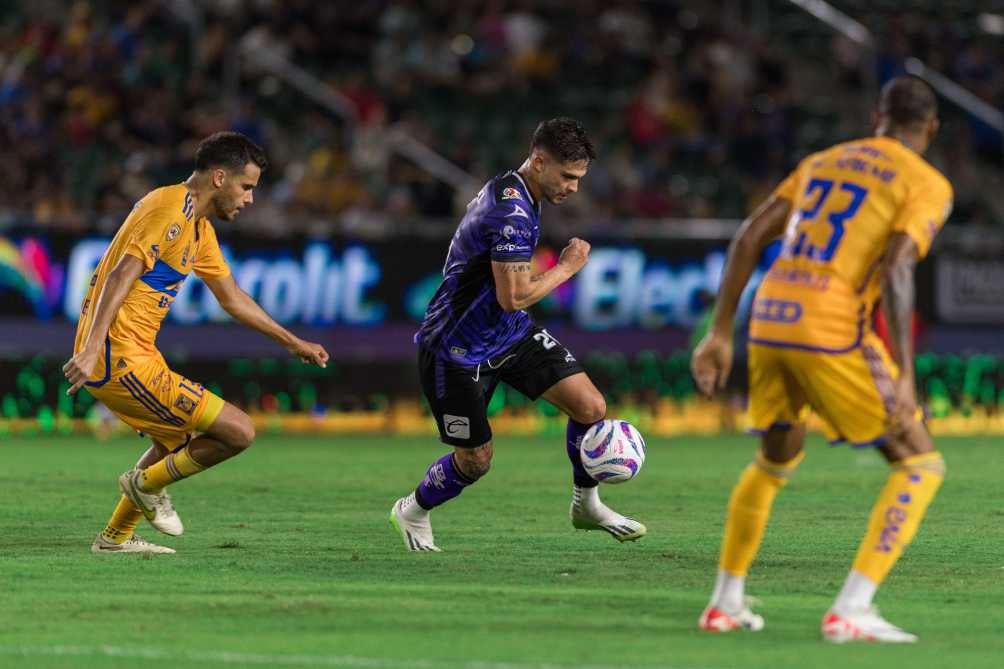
[699,599,766,632]
[821,607,918,643]
[91,533,176,554]
[390,493,441,552]
[569,485,646,542]
[118,469,184,536]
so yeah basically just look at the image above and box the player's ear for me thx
[212,168,226,189]
[870,110,881,133]
[927,117,940,143]
[532,150,547,174]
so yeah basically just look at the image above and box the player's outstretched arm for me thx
[63,254,146,395]
[203,274,329,368]
[882,232,920,435]
[691,195,791,397]
[492,237,589,312]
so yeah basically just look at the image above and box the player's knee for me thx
[455,443,492,480]
[572,394,606,425]
[227,414,256,451]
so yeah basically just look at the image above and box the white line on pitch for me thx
[0,645,714,669]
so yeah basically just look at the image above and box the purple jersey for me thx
[416,170,541,365]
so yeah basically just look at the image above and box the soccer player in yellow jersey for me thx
[691,76,953,642]
[63,132,329,554]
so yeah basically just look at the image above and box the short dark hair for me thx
[530,117,596,163]
[195,131,268,173]
[879,75,938,127]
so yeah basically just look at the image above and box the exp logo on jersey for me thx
[752,298,803,324]
[495,242,531,254]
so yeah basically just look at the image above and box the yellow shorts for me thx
[747,331,899,446]
[86,355,225,449]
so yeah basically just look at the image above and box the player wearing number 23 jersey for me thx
[749,134,952,445]
[692,76,953,642]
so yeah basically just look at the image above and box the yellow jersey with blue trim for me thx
[749,136,953,353]
[73,185,230,380]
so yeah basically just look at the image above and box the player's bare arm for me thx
[202,274,329,368]
[691,195,791,397]
[881,232,920,435]
[492,237,589,312]
[62,254,145,395]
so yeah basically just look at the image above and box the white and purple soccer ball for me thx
[580,419,646,484]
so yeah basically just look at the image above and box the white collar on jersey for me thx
[511,170,537,207]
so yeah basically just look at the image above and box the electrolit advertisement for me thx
[0,231,744,332]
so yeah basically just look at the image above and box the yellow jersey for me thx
[750,136,953,353]
[74,185,230,384]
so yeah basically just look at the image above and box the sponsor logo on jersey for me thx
[752,298,803,323]
[166,223,181,241]
[148,244,160,262]
[502,187,521,200]
[449,346,468,357]
[495,242,530,253]
[502,225,515,239]
[443,414,471,440]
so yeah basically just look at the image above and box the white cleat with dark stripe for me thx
[390,493,441,552]
[117,468,184,536]
[91,533,176,554]
[569,484,646,542]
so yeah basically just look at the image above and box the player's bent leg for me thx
[541,373,646,542]
[823,419,942,644]
[700,424,806,633]
[120,402,250,536]
[391,443,492,552]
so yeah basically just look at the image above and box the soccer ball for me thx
[579,419,646,484]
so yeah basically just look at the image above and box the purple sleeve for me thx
[487,203,534,262]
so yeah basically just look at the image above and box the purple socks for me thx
[567,419,599,488]
[414,452,474,509]
[415,420,596,510]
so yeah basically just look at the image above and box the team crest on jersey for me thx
[166,223,181,241]
[174,395,197,415]
[502,187,521,200]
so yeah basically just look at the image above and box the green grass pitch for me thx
[0,433,1001,669]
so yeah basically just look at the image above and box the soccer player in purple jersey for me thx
[390,118,645,551]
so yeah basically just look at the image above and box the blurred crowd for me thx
[1,0,1002,235]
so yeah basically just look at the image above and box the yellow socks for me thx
[100,495,143,544]
[851,451,945,584]
[719,450,805,576]
[139,445,207,492]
